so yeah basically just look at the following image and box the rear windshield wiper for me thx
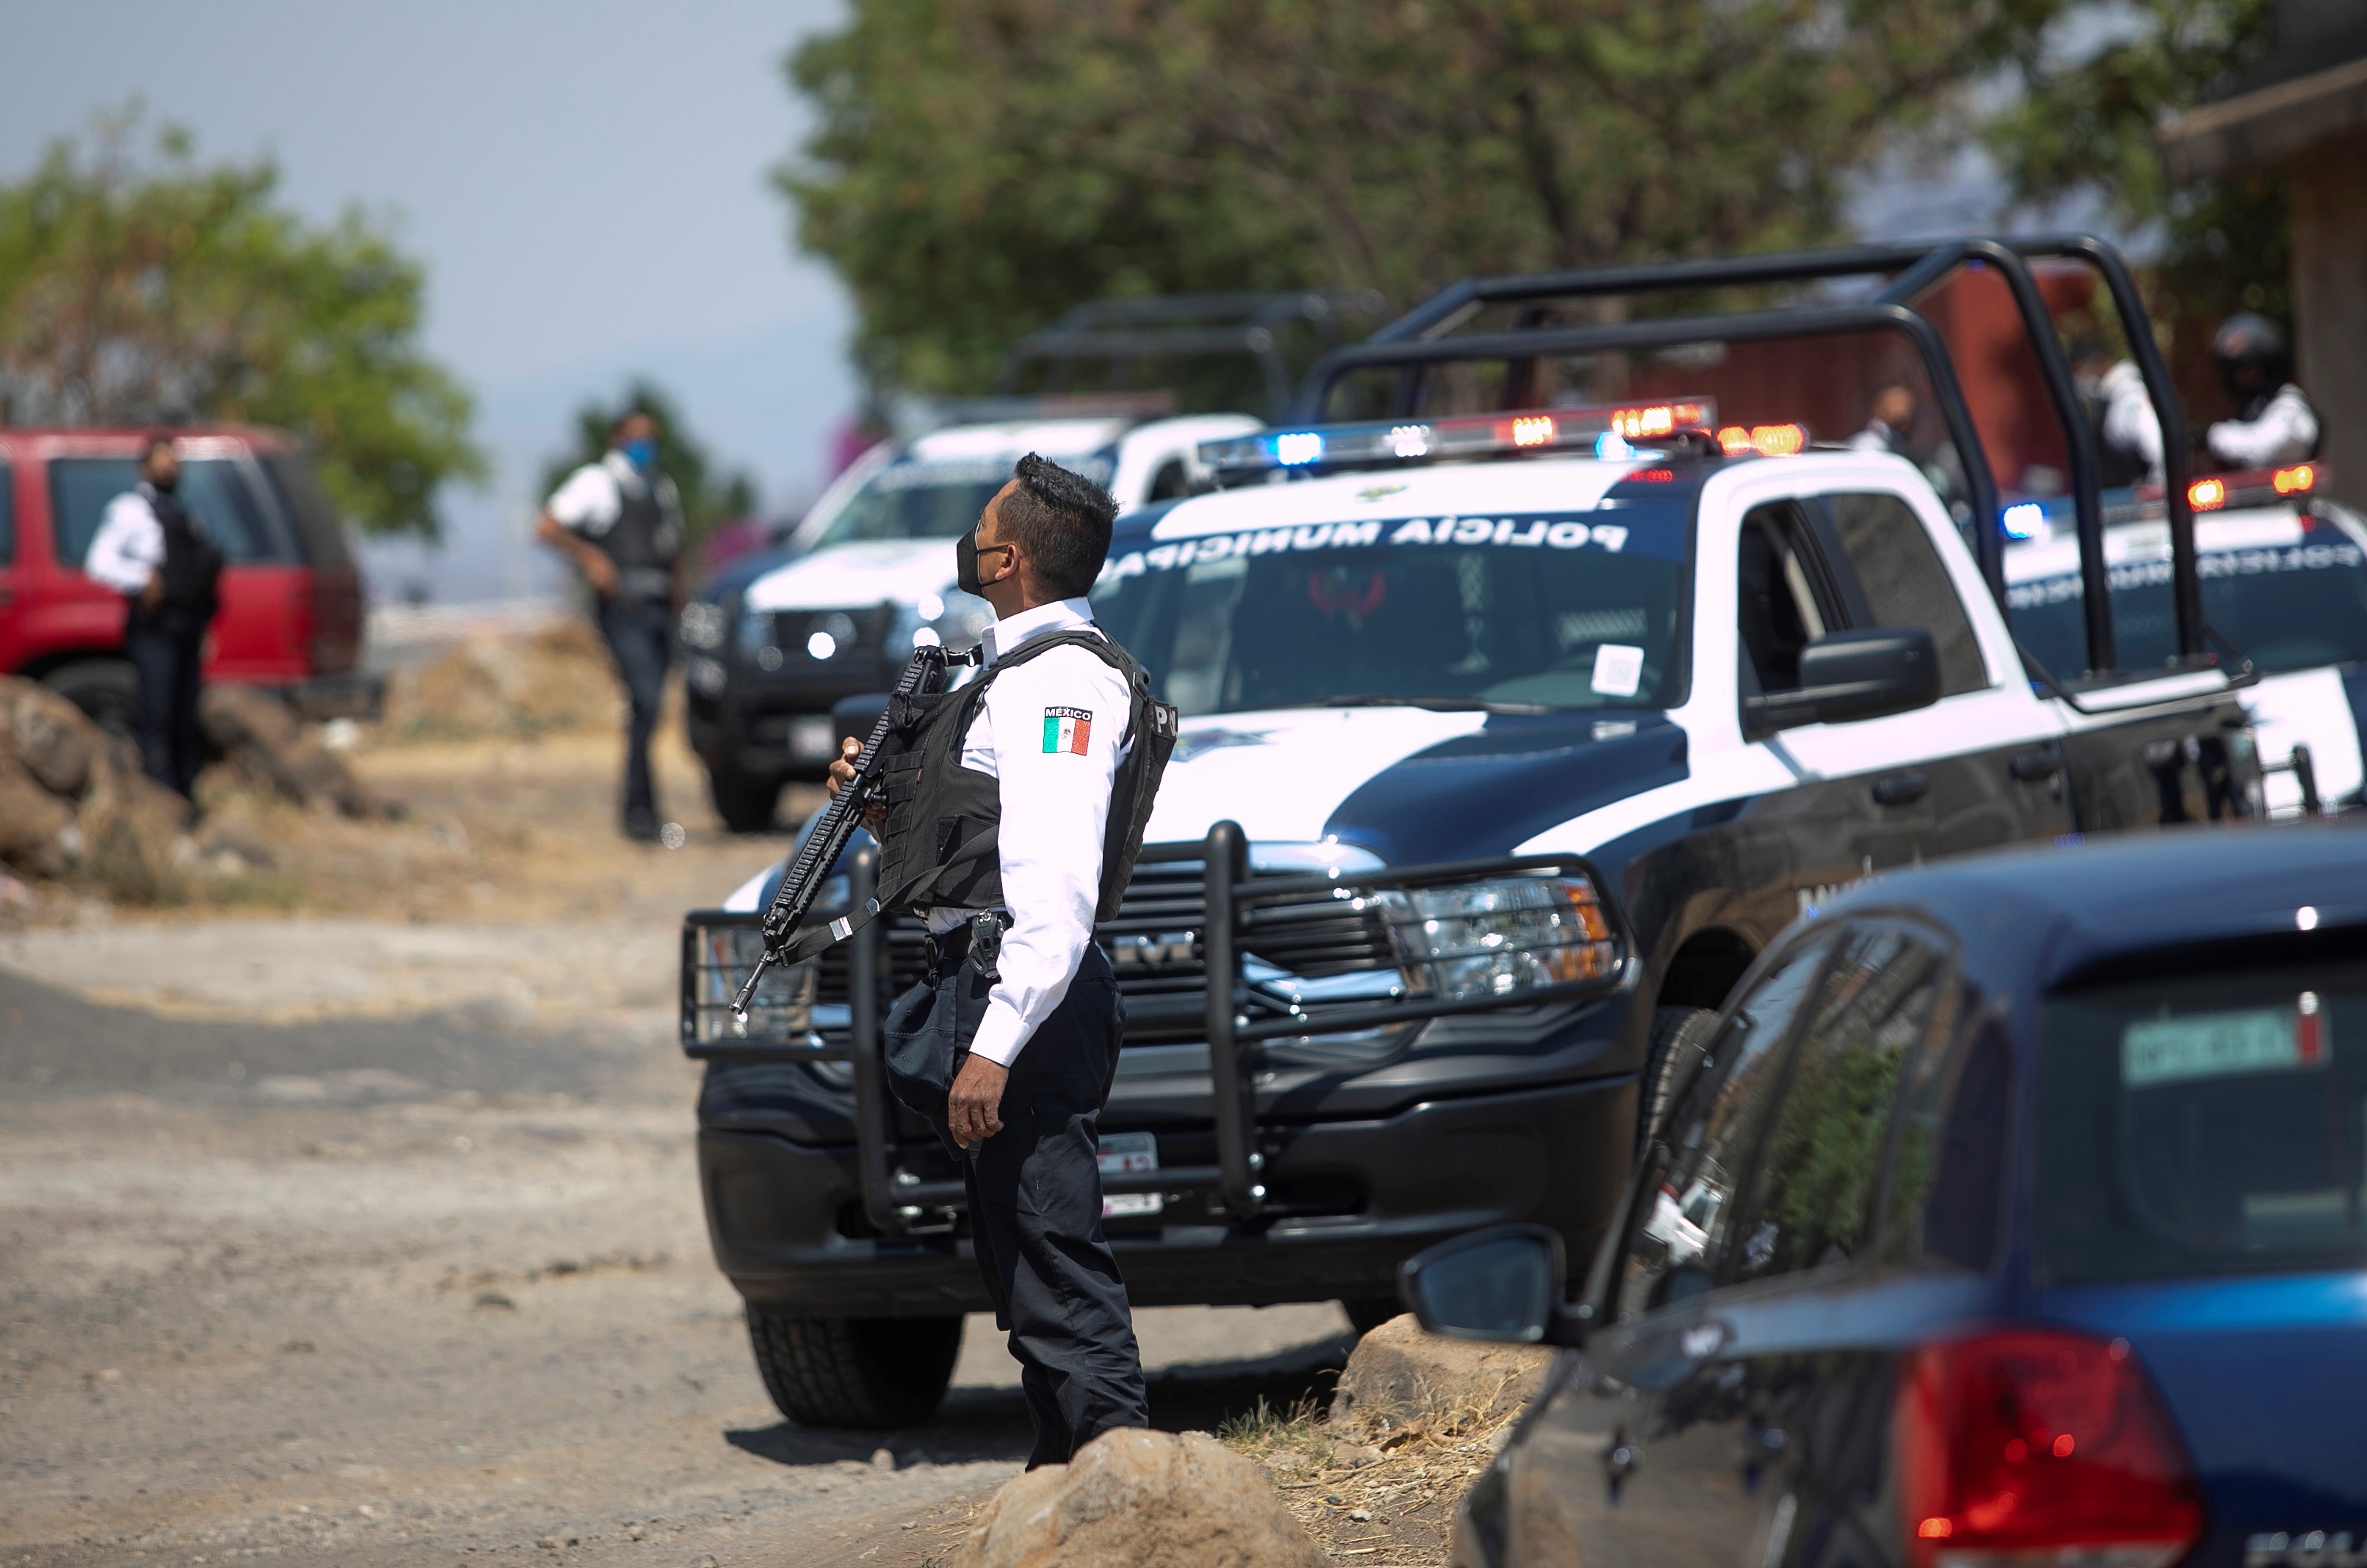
[1279,694,1556,714]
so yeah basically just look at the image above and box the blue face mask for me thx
[622,437,657,472]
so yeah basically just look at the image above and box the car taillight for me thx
[1896,1329,2204,1568]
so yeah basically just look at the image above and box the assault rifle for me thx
[729,643,976,1023]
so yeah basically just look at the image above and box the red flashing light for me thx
[1751,424,1806,457]
[1896,1329,2203,1568]
[2189,477,2228,511]
[2274,463,2317,496]
[1507,414,1556,448]
[1610,402,1707,440]
[1716,426,1752,456]
[1631,468,1677,482]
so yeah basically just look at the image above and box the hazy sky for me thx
[0,0,856,600]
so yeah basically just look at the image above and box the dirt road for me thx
[0,691,1358,1567]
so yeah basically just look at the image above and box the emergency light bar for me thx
[2003,464,2327,540]
[1200,399,1724,481]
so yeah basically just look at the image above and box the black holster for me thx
[881,912,1008,1133]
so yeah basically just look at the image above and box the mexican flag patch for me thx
[1042,706,1092,755]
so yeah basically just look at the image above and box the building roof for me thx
[2158,1,2367,178]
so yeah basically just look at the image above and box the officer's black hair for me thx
[1003,452,1119,599]
[141,430,175,463]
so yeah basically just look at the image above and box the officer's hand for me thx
[947,1055,1009,1148]
[137,574,164,613]
[827,737,885,825]
[584,553,620,598]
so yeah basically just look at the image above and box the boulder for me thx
[948,1428,1327,1568]
[1330,1313,1554,1433]
[0,758,80,879]
[73,742,193,901]
[0,677,100,796]
[199,685,383,819]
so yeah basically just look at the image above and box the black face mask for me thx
[956,528,984,596]
[149,472,178,495]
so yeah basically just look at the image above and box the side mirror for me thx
[1746,627,1940,736]
[1398,1224,1587,1346]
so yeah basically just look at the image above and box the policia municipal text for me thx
[827,454,1165,1467]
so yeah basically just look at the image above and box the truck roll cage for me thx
[1291,234,2203,680]
[996,290,1387,422]
[683,824,1631,1234]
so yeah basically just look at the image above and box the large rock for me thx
[0,758,80,878]
[0,677,100,796]
[948,1428,1327,1568]
[73,743,193,901]
[1330,1313,1554,1433]
[199,685,383,818]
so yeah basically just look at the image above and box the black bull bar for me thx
[681,820,1629,1236]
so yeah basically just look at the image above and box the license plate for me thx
[1098,1131,1162,1220]
[788,716,838,761]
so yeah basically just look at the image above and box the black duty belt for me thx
[923,910,1010,984]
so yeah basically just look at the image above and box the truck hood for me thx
[742,540,955,614]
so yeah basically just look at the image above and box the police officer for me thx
[84,435,222,800]
[2205,313,2321,469]
[537,410,685,841]
[828,453,1150,1467]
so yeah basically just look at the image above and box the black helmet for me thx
[2212,312,2289,410]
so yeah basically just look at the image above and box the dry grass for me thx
[1218,1376,1523,1564]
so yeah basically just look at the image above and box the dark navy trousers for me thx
[594,596,670,830]
[952,945,1148,1467]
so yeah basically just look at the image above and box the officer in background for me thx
[828,453,1150,1467]
[2205,313,2321,469]
[84,434,222,801]
[537,410,684,841]
[2069,338,2164,488]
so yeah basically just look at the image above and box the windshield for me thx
[2009,520,2367,677]
[1090,502,1692,716]
[2036,954,2367,1286]
[810,452,1115,549]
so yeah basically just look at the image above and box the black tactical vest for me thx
[594,464,682,603]
[872,628,1178,922]
[150,486,223,619]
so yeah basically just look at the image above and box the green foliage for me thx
[780,0,2066,400]
[0,110,484,538]
[538,377,758,553]
[1984,1,2288,347]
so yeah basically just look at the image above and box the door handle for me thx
[1870,770,1929,807]
[2009,747,2062,782]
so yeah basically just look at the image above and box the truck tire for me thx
[1344,1298,1405,1336]
[745,1311,962,1429]
[708,763,783,834]
[1639,1006,1720,1153]
[43,658,140,739]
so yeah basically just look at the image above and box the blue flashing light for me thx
[1594,430,1635,460]
[1272,432,1325,466]
[2001,501,2045,540]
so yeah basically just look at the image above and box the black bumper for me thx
[699,1070,1636,1318]
[689,672,891,778]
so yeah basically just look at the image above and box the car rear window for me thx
[48,456,298,567]
[258,451,354,568]
[2037,956,2367,1285]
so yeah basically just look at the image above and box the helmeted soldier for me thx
[2205,312,2321,470]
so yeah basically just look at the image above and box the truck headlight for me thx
[686,921,817,1045]
[891,589,996,652]
[680,599,728,650]
[1382,876,1617,1002]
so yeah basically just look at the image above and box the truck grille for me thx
[811,849,1398,1045]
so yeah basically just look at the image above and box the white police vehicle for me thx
[675,238,2264,1431]
[678,404,1260,828]
[2005,462,2366,815]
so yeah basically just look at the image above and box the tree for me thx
[777,0,2065,399]
[0,112,483,538]
[539,378,758,556]
[1982,0,2286,379]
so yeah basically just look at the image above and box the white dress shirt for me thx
[927,596,1134,1067]
[2208,384,2319,469]
[83,487,167,595]
[2097,360,2165,484]
[545,450,684,538]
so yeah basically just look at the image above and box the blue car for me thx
[1403,824,2367,1568]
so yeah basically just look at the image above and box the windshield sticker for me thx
[2010,542,2366,609]
[1591,644,1645,697]
[2123,995,2329,1088]
[1105,512,1656,584]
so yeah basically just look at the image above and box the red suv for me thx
[0,427,380,728]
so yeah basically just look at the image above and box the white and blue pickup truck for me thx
[675,391,2261,1429]
[2006,462,2366,816]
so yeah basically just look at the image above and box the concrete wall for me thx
[2285,130,2367,508]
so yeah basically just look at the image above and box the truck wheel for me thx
[1639,1006,1720,1153]
[1344,1299,1404,1336]
[708,764,783,834]
[745,1311,962,1429]
[43,659,140,739]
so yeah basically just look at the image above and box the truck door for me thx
[0,458,19,672]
